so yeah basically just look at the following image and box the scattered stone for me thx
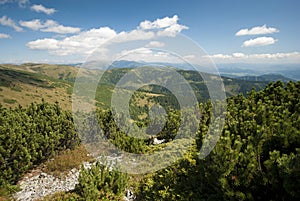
[15,168,80,201]
[124,188,135,201]
[14,154,135,201]
[153,138,165,145]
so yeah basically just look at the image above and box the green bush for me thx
[3,98,17,104]
[137,81,300,201]
[0,101,80,185]
[75,159,129,200]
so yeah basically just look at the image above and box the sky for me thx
[0,0,300,66]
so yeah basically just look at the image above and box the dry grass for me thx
[44,145,93,177]
[38,191,80,201]
[0,64,74,110]
[0,84,72,110]
[0,185,20,201]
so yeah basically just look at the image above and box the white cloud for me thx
[117,48,183,63]
[139,15,179,30]
[27,38,58,50]
[19,19,80,34]
[249,52,300,59]
[0,16,23,31]
[26,15,188,58]
[0,0,11,4]
[145,41,165,48]
[206,52,300,63]
[113,29,155,43]
[0,0,29,7]
[31,4,56,15]
[232,52,246,58]
[0,33,11,38]
[27,27,117,55]
[139,15,188,37]
[236,25,279,36]
[19,19,54,30]
[242,36,277,47]
[18,0,28,7]
[207,54,232,59]
[41,24,80,34]
[182,54,196,60]
[157,23,188,37]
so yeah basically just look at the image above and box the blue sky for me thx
[0,0,300,65]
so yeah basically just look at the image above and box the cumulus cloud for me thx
[113,29,155,43]
[27,27,117,55]
[242,36,277,47]
[113,15,187,42]
[41,24,80,34]
[0,0,29,7]
[232,52,246,58]
[0,0,11,4]
[26,15,188,57]
[19,19,54,30]
[206,52,300,63]
[157,23,188,37]
[31,4,56,15]
[27,38,58,50]
[0,16,23,31]
[139,15,188,37]
[145,41,165,48]
[236,25,279,36]
[0,0,10,4]
[0,33,11,38]
[139,15,179,29]
[182,55,196,60]
[117,48,183,63]
[207,54,232,59]
[19,19,80,34]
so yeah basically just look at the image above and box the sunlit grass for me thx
[44,145,93,177]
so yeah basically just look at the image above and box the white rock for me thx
[14,154,135,201]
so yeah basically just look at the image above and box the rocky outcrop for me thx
[14,155,135,201]
[14,168,80,201]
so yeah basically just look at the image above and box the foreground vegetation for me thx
[0,79,299,200]
[137,81,300,200]
[0,100,80,186]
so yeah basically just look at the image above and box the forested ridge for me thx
[0,81,299,200]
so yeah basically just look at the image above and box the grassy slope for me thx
[0,63,77,110]
[0,63,269,111]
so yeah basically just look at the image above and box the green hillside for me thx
[0,63,271,126]
[0,64,75,110]
[0,78,299,200]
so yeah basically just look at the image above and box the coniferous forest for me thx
[0,81,299,200]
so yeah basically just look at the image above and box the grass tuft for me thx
[44,145,93,177]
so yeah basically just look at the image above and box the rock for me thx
[14,169,80,201]
[153,138,165,145]
[124,188,135,201]
[14,154,134,201]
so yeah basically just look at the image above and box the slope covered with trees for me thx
[0,80,299,200]
[0,100,80,186]
[137,81,300,200]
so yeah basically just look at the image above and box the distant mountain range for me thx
[111,60,300,81]
[235,74,295,82]
[110,60,194,70]
[218,63,300,80]
[66,60,300,81]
